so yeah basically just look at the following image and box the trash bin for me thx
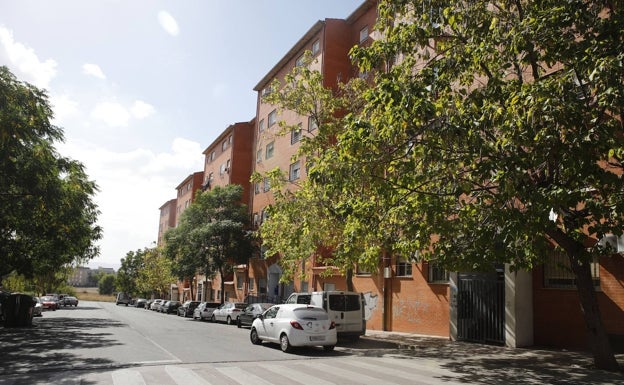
[3,293,35,327]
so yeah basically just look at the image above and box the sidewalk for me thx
[359,330,624,384]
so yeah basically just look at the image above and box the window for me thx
[301,281,308,292]
[356,264,371,275]
[222,139,228,151]
[289,160,301,181]
[254,182,260,194]
[296,54,305,67]
[259,278,267,293]
[219,163,227,175]
[396,256,413,277]
[236,274,244,290]
[258,119,265,132]
[308,116,318,132]
[268,109,277,127]
[265,141,274,159]
[210,151,216,161]
[256,149,262,163]
[544,250,600,289]
[263,177,271,192]
[312,39,320,55]
[249,278,255,292]
[291,123,302,144]
[359,26,369,43]
[428,262,449,283]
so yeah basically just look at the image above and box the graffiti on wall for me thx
[393,299,431,323]
[362,292,379,320]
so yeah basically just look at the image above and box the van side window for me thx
[296,295,311,305]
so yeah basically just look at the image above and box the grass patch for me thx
[75,287,115,302]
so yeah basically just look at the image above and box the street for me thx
[0,301,462,385]
[1,301,622,385]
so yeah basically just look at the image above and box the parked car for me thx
[193,302,220,321]
[177,301,200,317]
[32,297,43,317]
[211,302,247,324]
[250,304,337,352]
[45,294,61,309]
[39,296,58,311]
[237,303,273,328]
[150,299,164,311]
[161,300,181,314]
[62,296,79,307]
[285,291,366,339]
[116,292,132,306]
[135,298,147,308]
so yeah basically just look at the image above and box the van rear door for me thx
[326,293,363,336]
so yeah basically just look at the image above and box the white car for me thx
[250,304,337,352]
[211,302,247,324]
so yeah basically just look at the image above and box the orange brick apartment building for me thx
[156,0,624,352]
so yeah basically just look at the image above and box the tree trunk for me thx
[219,268,225,304]
[346,268,354,292]
[569,254,620,372]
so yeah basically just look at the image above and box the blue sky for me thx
[1,0,364,269]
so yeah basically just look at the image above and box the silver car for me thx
[211,302,246,325]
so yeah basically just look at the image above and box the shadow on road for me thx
[0,313,125,375]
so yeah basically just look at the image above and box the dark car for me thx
[237,303,273,328]
[135,298,147,308]
[62,296,79,307]
[161,300,181,314]
[177,300,200,317]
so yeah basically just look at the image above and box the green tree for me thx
[340,0,623,371]
[98,274,115,295]
[116,249,150,297]
[165,185,252,304]
[0,66,101,283]
[257,53,375,290]
[136,247,174,299]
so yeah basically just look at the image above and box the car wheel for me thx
[323,345,335,352]
[250,328,262,345]
[211,314,216,322]
[280,334,292,353]
[226,316,233,325]
[237,318,242,328]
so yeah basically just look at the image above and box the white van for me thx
[285,291,366,339]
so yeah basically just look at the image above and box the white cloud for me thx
[158,11,180,36]
[82,63,106,79]
[131,100,155,119]
[57,137,204,269]
[50,93,79,124]
[91,101,130,127]
[0,26,57,89]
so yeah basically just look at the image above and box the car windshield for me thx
[235,303,247,310]
[293,308,328,320]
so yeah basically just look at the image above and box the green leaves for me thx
[0,66,101,281]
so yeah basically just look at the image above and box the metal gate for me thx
[457,271,505,345]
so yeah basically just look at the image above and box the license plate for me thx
[309,335,325,342]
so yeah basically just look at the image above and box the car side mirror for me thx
[257,314,264,320]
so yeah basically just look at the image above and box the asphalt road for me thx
[1,301,622,384]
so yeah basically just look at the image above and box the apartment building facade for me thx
[154,0,623,353]
[196,120,256,303]
[157,199,177,247]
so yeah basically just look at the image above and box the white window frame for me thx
[312,39,320,55]
[265,141,275,159]
[268,109,277,127]
[395,256,413,277]
[289,160,301,181]
[359,26,369,43]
